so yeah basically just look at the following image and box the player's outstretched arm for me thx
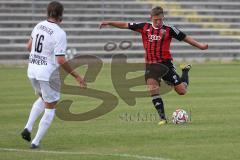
[57,56,87,88]
[99,21,128,29]
[183,36,208,50]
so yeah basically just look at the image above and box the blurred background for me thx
[0,0,240,64]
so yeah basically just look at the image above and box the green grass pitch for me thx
[0,62,240,160]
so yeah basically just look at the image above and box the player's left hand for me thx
[76,76,87,88]
[99,21,109,29]
[200,43,208,50]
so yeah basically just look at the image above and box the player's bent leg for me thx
[178,65,191,94]
[180,64,192,86]
[174,83,187,95]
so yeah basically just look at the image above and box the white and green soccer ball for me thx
[172,109,189,124]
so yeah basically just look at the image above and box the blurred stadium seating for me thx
[0,0,239,61]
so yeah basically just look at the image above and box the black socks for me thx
[152,95,166,120]
[181,70,189,86]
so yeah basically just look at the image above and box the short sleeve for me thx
[31,24,38,39]
[169,25,186,41]
[31,30,34,39]
[128,22,145,33]
[54,31,67,56]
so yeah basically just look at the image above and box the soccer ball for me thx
[172,109,188,124]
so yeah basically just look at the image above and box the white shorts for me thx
[29,78,60,103]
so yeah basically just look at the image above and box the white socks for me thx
[31,108,55,145]
[24,98,56,146]
[24,97,45,132]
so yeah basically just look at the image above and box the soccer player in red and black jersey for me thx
[100,6,208,125]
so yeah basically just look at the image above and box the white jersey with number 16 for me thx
[27,20,67,81]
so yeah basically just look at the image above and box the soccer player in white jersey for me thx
[21,1,86,149]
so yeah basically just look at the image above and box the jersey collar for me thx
[47,20,58,24]
[151,23,163,29]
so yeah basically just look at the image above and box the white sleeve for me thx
[54,31,67,56]
[31,25,38,39]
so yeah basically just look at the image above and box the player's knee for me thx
[147,79,159,92]
[174,83,188,95]
[178,92,186,95]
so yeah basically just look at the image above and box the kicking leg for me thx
[180,64,192,87]
[175,64,192,95]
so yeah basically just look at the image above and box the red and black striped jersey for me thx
[128,22,186,64]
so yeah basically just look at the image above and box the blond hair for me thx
[151,6,164,16]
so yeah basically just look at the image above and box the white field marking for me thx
[0,148,170,160]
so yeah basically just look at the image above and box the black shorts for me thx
[145,60,182,86]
